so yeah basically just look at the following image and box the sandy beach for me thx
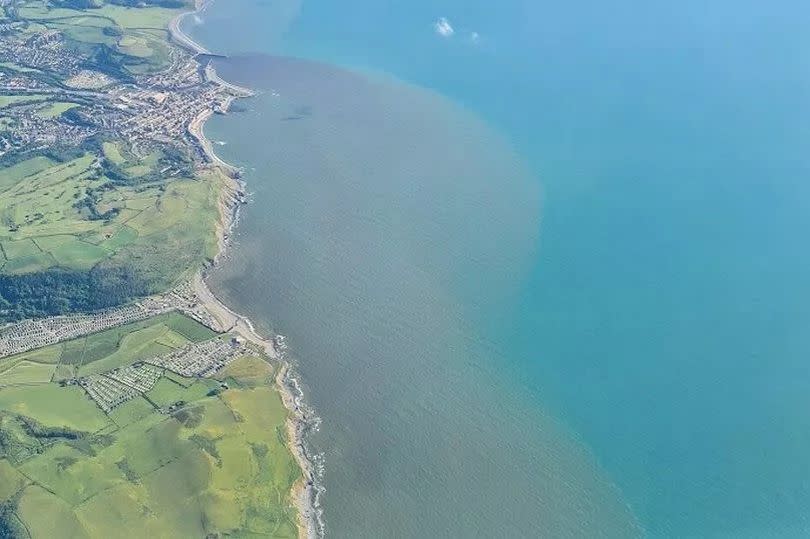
[171,3,323,537]
[168,0,210,55]
[187,104,240,176]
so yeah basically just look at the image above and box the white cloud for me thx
[470,31,480,43]
[434,17,454,38]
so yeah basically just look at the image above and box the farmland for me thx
[0,317,301,538]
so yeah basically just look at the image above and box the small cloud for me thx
[470,31,480,43]
[434,17,454,38]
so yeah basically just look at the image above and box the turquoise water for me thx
[188,1,810,536]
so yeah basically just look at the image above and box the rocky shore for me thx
[171,2,324,537]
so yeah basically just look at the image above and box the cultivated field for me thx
[0,316,300,538]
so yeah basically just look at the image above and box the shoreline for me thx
[172,3,324,537]
[168,1,210,55]
[187,101,241,178]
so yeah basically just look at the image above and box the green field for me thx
[101,141,126,165]
[16,0,182,74]
[0,94,48,108]
[0,459,27,504]
[217,354,276,388]
[1,252,56,274]
[108,395,153,427]
[0,315,300,538]
[0,384,110,432]
[0,361,55,385]
[0,156,54,191]
[0,345,62,367]
[117,34,153,57]
[0,62,42,74]
[22,312,217,380]
[1,238,41,259]
[0,154,221,278]
[96,4,182,30]
[17,486,89,538]
[35,101,79,119]
[77,322,174,377]
[146,376,218,408]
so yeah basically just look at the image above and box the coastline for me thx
[187,100,241,178]
[192,273,324,539]
[168,0,210,55]
[171,3,324,537]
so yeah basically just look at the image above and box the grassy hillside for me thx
[16,0,189,75]
[0,2,301,537]
[0,154,220,275]
[0,153,224,321]
[0,0,224,322]
[0,317,301,538]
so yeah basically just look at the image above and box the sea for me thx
[184,1,810,537]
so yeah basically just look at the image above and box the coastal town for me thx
[0,2,321,537]
[0,3,250,168]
